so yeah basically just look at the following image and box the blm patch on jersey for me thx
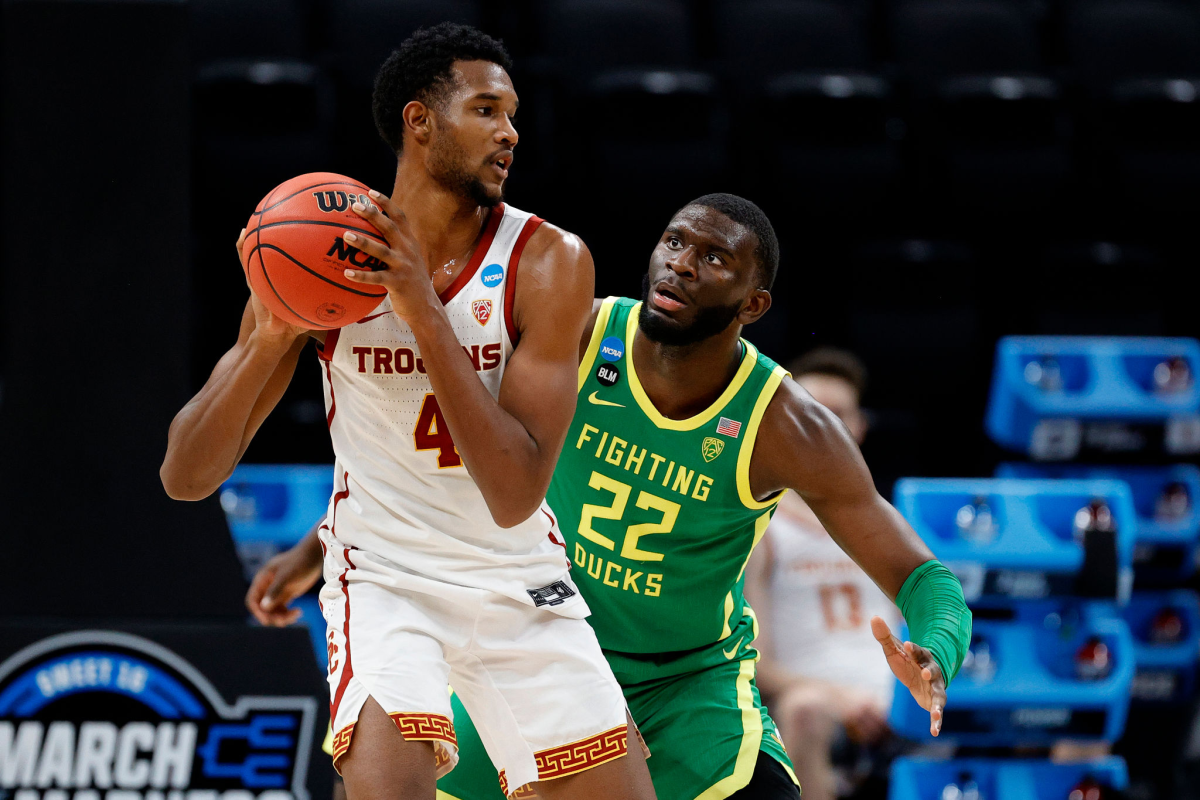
[527,580,577,607]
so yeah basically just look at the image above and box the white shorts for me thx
[319,534,631,793]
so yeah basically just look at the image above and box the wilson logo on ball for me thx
[313,190,370,213]
[326,238,388,270]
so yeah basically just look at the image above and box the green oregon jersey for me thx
[549,297,789,655]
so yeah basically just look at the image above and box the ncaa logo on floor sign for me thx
[600,337,624,362]
[480,264,504,288]
[0,631,318,800]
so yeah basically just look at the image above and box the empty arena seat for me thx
[191,0,334,214]
[324,0,484,90]
[891,0,1043,85]
[540,0,693,77]
[537,0,724,198]
[1067,0,1200,91]
[319,0,484,181]
[888,0,1069,216]
[715,0,899,212]
[190,0,309,62]
[716,0,872,83]
[1066,1,1200,208]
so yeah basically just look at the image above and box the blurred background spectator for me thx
[746,348,901,800]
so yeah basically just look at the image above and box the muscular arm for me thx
[748,379,934,600]
[160,298,308,500]
[436,224,593,526]
[750,379,965,734]
[346,197,594,528]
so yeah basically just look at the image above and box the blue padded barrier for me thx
[1121,590,1200,705]
[997,463,1200,583]
[888,756,1128,800]
[220,464,335,669]
[894,478,1135,603]
[985,336,1200,460]
[888,602,1134,745]
[220,463,334,546]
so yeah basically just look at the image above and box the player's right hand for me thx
[237,228,309,344]
[245,545,323,627]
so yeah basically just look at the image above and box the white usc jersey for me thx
[314,203,585,616]
[766,502,898,706]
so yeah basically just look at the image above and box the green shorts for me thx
[437,648,796,800]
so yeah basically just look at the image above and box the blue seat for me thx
[985,336,1200,460]
[889,601,1134,745]
[894,477,1136,603]
[888,756,1129,800]
[997,463,1200,583]
[1121,590,1200,706]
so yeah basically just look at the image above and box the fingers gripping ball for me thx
[242,173,388,329]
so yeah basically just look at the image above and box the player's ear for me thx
[403,100,433,145]
[737,289,772,326]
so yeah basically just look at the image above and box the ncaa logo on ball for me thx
[480,264,504,288]
[600,337,624,362]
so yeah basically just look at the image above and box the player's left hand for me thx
[341,189,437,320]
[870,615,947,737]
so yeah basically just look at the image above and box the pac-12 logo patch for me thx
[702,437,725,462]
[600,337,624,362]
[472,299,493,326]
[480,264,504,288]
[0,631,317,800]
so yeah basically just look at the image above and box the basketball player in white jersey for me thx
[161,23,655,800]
[743,348,898,800]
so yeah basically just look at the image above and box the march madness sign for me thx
[0,628,331,800]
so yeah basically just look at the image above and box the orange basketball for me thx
[242,172,389,329]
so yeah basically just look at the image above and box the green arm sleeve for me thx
[895,560,973,686]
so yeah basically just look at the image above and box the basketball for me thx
[242,172,389,329]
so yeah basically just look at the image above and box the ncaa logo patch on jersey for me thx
[480,263,505,288]
[600,337,625,362]
[472,299,493,326]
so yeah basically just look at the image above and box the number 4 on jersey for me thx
[415,393,462,468]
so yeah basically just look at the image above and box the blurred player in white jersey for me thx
[161,23,655,800]
[744,347,898,800]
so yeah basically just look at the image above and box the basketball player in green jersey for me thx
[250,194,972,800]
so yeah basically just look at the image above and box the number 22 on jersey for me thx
[415,393,462,468]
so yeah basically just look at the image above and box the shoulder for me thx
[749,373,867,497]
[762,374,850,452]
[510,219,595,341]
[515,219,593,283]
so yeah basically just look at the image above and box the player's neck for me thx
[632,326,745,421]
[389,159,491,279]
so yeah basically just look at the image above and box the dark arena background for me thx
[4,1,1200,800]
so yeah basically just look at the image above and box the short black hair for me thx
[683,193,780,291]
[372,23,513,154]
[788,347,868,397]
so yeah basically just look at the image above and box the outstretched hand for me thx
[871,615,948,736]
